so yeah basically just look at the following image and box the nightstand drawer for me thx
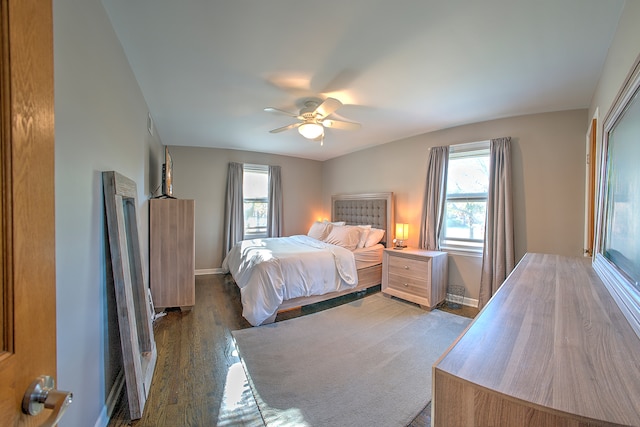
[387,255,430,282]
[386,274,429,298]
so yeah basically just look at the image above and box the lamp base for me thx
[393,239,406,250]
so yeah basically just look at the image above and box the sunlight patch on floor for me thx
[223,363,248,410]
[216,360,264,426]
[216,355,310,426]
[256,405,310,427]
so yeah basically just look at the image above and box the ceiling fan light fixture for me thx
[265,97,358,141]
[298,122,324,139]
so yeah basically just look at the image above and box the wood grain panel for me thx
[388,255,431,281]
[387,275,429,297]
[103,171,158,420]
[0,0,58,424]
[433,253,640,426]
[150,199,195,310]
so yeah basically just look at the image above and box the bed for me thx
[222,192,394,326]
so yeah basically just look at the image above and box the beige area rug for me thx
[232,293,472,427]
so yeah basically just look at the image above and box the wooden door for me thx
[0,0,60,425]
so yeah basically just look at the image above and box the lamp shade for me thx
[396,223,408,241]
[298,122,324,139]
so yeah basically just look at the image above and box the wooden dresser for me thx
[149,198,195,311]
[381,248,447,310]
[433,253,640,426]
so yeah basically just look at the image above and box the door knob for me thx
[22,375,73,427]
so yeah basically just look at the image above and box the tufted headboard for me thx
[331,192,395,248]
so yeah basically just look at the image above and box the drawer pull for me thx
[404,265,409,270]
[404,283,409,287]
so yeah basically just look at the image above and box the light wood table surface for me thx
[433,253,640,426]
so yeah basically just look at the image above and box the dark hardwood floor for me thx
[108,274,478,427]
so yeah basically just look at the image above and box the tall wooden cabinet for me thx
[150,198,195,311]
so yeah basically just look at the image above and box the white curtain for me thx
[223,162,244,259]
[419,146,449,250]
[267,165,283,237]
[478,137,515,309]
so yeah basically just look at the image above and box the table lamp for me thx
[394,223,408,249]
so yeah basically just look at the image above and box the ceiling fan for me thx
[264,97,361,144]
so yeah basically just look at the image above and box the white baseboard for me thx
[95,369,125,427]
[195,268,224,275]
[445,294,479,308]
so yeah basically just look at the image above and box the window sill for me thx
[244,234,268,240]
[439,247,483,258]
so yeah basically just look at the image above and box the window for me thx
[243,164,269,239]
[593,55,640,338]
[440,141,490,252]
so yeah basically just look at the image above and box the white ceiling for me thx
[102,0,624,161]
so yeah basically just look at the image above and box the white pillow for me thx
[323,225,363,251]
[307,221,333,241]
[364,228,385,247]
[355,225,372,248]
[323,220,346,226]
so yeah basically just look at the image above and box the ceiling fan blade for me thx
[269,122,301,133]
[264,107,300,118]
[322,119,361,131]
[320,69,360,94]
[314,97,342,118]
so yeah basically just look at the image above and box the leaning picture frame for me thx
[103,171,157,419]
[593,53,640,339]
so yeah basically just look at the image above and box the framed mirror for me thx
[593,53,640,339]
[103,171,157,419]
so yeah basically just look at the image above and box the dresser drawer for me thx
[387,255,430,281]
[386,273,429,298]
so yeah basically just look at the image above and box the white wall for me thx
[54,0,163,426]
[590,1,640,126]
[168,146,323,269]
[323,110,588,303]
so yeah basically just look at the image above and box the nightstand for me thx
[382,248,448,310]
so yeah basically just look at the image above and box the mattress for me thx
[354,243,383,269]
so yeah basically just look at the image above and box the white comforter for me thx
[222,235,358,326]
